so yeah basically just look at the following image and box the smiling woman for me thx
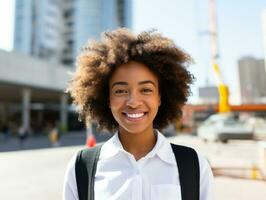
[64,28,214,200]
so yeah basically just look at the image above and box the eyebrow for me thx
[111,80,156,88]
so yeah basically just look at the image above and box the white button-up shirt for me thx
[63,131,214,200]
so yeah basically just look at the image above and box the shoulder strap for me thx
[170,143,200,200]
[75,144,103,200]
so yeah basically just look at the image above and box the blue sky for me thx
[0,0,266,103]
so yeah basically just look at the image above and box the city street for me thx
[0,134,266,200]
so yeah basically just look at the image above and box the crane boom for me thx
[209,0,230,113]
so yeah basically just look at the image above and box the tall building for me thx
[14,0,65,63]
[13,0,132,66]
[238,56,266,103]
[73,0,132,59]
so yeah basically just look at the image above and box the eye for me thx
[141,88,153,93]
[114,89,128,94]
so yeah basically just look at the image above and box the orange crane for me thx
[209,0,230,113]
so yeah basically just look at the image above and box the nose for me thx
[126,92,142,108]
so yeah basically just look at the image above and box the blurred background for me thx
[0,0,266,199]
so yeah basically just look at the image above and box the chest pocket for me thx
[151,184,181,200]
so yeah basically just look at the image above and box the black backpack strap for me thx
[170,143,200,200]
[75,144,103,200]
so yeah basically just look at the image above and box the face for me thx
[109,61,161,135]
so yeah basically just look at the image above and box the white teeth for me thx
[126,113,144,118]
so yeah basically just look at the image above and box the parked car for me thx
[197,113,253,143]
[247,117,266,139]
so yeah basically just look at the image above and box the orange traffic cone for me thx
[86,134,96,148]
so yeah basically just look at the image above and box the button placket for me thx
[132,173,142,200]
[125,153,142,200]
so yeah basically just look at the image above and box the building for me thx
[198,86,219,104]
[0,50,84,135]
[14,0,132,66]
[238,56,266,103]
[73,0,132,60]
[14,0,65,63]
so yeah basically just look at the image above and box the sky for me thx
[0,0,266,104]
[133,0,266,103]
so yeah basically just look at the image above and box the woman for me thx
[63,28,214,200]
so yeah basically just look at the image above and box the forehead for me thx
[109,61,158,84]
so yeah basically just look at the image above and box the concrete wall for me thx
[0,50,72,91]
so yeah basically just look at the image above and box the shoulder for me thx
[170,143,214,187]
[65,152,77,176]
[170,143,211,172]
[170,143,199,165]
[195,150,215,200]
[63,153,79,200]
[64,151,80,186]
[196,151,212,172]
[172,144,214,199]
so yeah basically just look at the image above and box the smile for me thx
[122,112,147,121]
[126,113,144,118]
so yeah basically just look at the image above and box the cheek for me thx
[109,97,122,111]
[148,95,161,107]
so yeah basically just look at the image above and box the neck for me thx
[118,128,157,161]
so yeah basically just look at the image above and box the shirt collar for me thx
[100,130,176,165]
[152,130,176,165]
[99,132,123,160]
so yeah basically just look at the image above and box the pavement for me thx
[0,132,266,200]
[0,131,112,152]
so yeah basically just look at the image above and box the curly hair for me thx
[67,28,194,132]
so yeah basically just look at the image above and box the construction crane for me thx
[208,0,230,113]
